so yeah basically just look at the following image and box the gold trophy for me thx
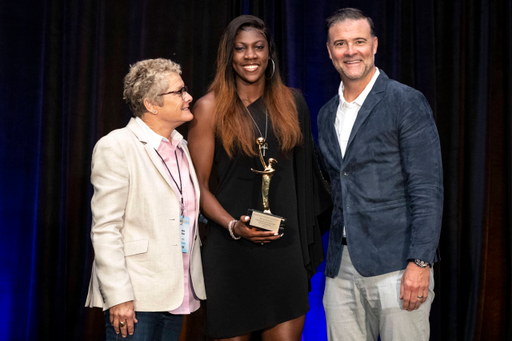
[247,137,285,233]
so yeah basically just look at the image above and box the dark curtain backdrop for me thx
[0,0,510,340]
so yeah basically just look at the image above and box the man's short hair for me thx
[326,8,376,41]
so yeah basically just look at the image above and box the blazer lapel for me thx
[345,72,388,155]
[126,118,175,190]
[144,144,176,190]
[321,95,343,171]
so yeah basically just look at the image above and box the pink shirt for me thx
[136,118,200,314]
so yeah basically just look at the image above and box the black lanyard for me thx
[154,147,184,217]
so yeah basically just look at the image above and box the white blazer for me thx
[85,118,206,312]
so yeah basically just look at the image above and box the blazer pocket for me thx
[124,239,149,256]
[369,199,406,211]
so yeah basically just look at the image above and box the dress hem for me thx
[204,305,309,339]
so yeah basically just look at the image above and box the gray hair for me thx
[123,58,182,117]
[326,8,376,42]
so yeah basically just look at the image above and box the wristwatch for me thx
[413,259,430,268]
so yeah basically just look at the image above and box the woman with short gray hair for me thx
[85,58,206,340]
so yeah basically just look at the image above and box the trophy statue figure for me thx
[251,137,278,214]
[248,137,285,232]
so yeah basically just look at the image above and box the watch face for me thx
[415,259,429,268]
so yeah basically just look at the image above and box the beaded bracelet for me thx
[228,219,241,240]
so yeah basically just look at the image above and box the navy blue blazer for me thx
[317,71,443,278]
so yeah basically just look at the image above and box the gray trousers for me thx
[323,248,434,341]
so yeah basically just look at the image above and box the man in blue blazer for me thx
[318,8,443,341]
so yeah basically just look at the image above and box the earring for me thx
[266,58,275,80]
[153,110,157,114]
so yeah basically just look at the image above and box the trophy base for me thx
[247,209,285,233]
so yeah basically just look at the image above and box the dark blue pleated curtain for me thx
[0,1,510,340]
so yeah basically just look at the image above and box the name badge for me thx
[180,216,190,253]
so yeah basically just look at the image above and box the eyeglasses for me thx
[158,86,188,98]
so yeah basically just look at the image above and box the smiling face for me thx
[232,28,269,87]
[157,74,193,129]
[327,19,378,87]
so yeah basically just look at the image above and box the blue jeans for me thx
[104,311,183,341]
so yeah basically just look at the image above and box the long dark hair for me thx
[209,15,302,158]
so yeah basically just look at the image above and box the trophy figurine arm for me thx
[251,168,275,175]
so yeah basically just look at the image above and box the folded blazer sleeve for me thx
[398,91,444,264]
[90,134,134,309]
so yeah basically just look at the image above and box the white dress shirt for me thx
[335,68,380,237]
[334,68,381,158]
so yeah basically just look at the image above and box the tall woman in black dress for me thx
[188,15,328,341]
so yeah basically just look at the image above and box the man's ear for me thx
[326,42,333,60]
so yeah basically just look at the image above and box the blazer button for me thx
[341,171,348,177]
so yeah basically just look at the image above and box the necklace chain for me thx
[244,106,269,155]
[244,106,268,139]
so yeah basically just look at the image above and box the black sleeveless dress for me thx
[201,94,327,338]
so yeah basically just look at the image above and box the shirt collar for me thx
[338,67,380,107]
[135,117,184,150]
